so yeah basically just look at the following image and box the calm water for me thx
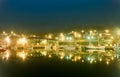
[0,49,120,77]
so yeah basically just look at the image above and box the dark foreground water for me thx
[0,50,120,77]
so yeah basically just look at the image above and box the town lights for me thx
[5,36,10,46]
[41,40,47,44]
[66,36,72,41]
[74,32,81,38]
[59,33,65,41]
[17,37,27,46]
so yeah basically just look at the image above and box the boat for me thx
[0,46,6,52]
[85,46,105,50]
[0,47,6,52]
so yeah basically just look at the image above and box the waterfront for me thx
[0,30,120,77]
[0,49,120,77]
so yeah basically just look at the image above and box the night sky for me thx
[0,0,120,33]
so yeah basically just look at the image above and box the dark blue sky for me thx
[0,0,120,33]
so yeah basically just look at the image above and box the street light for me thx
[3,31,7,35]
[48,34,52,39]
[81,30,84,33]
[11,31,14,34]
[105,29,109,33]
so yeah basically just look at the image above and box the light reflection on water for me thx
[0,50,120,77]
[0,49,119,65]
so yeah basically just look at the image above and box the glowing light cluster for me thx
[17,37,27,46]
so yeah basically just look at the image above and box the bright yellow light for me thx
[110,44,112,46]
[90,60,93,64]
[6,52,10,60]
[82,60,84,63]
[21,38,27,43]
[105,29,109,33]
[74,58,77,62]
[41,40,47,44]
[48,34,52,39]
[13,33,16,36]
[60,33,63,36]
[71,31,74,33]
[111,36,114,39]
[48,55,52,58]
[81,30,84,33]
[77,56,81,60]
[89,30,93,35]
[30,54,33,56]
[2,50,10,60]
[41,51,47,56]
[91,58,94,62]
[94,30,96,32]
[59,33,65,41]
[61,36,65,41]
[61,52,65,56]
[17,37,27,46]
[17,51,26,60]
[74,32,77,37]
[111,57,114,60]
[106,61,109,65]
[11,31,14,34]
[116,29,120,35]
[22,53,26,60]
[3,31,7,35]
[72,59,74,61]
[6,36,10,44]
[55,37,58,40]
[99,33,102,37]
[78,34,81,38]
[45,35,47,38]
[60,56,64,60]
[100,58,102,62]
[3,31,6,34]
[60,52,65,59]
[90,30,92,33]
[69,54,73,58]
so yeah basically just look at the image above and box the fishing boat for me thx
[0,46,6,52]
